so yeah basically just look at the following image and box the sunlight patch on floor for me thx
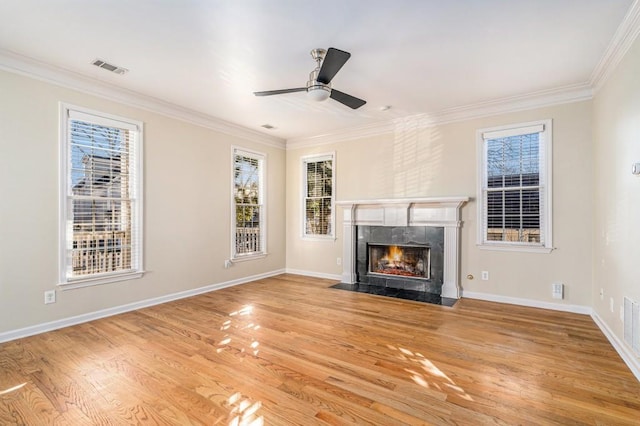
[387,344,473,401]
[218,305,261,356]
[0,382,26,395]
[227,391,263,426]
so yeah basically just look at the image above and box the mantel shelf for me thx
[337,196,471,208]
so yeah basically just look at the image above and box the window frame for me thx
[476,119,553,253]
[301,152,336,240]
[58,103,144,288]
[231,146,267,261]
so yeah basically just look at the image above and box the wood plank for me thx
[1,273,639,424]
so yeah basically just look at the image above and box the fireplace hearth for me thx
[330,281,457,306]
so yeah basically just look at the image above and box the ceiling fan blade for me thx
[330,89,366,109]
[317,48,351,84]
[254,87,306,96]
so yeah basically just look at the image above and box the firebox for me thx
[355,226,444,294]
[368,244,430,280]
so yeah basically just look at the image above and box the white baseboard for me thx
[591,311,640,382]
[285,268,342,282]
[462,290,592,315]
[0,268,285,344]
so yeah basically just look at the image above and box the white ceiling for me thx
[0,0,634,141]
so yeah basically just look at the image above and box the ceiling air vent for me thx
[91,58,128,75]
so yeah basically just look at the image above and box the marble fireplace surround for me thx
[337,197,469,299]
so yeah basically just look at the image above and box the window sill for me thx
[302,235,336,242]
[232,252,268,262]
[59,271,145,290]
[477,244,553,254]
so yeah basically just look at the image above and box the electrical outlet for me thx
[481,271,489,281]
[336,257,342,266]
[552,283,564,300]
[610,297,615,313]
[224,260,232,269]
[44,290,56,304]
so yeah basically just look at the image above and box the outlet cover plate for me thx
[44,290,56,304]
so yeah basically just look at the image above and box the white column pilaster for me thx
[341,204,356,284]
[441,225,461,298]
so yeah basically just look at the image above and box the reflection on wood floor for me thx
[1,274,639,425]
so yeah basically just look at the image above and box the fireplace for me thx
[368,244,430,280]
[357,226,443,294]
[337,197,469,299]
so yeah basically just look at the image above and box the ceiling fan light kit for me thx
[307,85,331,102]
[254,47,366,109]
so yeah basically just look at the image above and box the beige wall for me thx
[592,36,640,338]
[5,37,639,340]
[286,101,594,307]
[0,70,286,333]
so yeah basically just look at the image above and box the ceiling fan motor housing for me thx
[307,60,331,102]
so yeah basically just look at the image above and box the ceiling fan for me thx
[253,47,366,109]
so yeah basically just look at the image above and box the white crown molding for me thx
[287,82,592,149]
[0,49,286,150]
[423,83,593,125]
[590,0,640,93]
[0,269,285,344]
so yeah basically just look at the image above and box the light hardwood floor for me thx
[1,274,639,425]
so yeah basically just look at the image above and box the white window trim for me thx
[58,103,144,287]
[231,146,267,261]
[301,152,336,241]
[476,119,553,253]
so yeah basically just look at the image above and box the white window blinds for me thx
[233,148,265,258]
[60,105,143,285]
[478,120,552,251]
[303,153,335,238]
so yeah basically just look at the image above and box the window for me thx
[302,153,335,239]
[232,147,266,259]
[477,120,552,252]
[59,104,143,286]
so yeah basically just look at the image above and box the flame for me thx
[384,245,403,262]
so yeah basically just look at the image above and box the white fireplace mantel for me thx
[336,197,469,299]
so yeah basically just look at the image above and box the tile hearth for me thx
[330,282,457,307]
